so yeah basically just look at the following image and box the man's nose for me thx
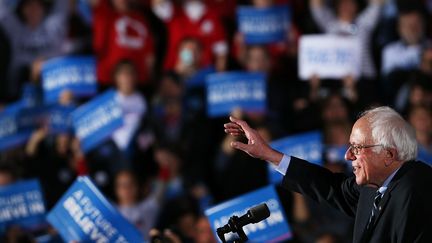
[345,148,355,161]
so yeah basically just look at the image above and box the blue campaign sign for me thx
[42,56,97,104]
[72,90,123,153]
[0,102,33,152]
[237,5,290,44]
[268,131,323,184]
[47,176,144,243]
[206,72,266,117]
[0,179,46,230]
[205,185,292,242]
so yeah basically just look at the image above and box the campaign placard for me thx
[205,185,292,242]
[268,131,323,184]
[206,72,266,117]
[46,176,144,243]
[237,5,290,44]
[0,102,33,152]
[42,56,97,104]
[299,35,362,80]
[0,179,46,230]
[72,90,123,153]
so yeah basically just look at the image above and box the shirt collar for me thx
[378,167,400,195]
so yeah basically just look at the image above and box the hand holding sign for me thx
[224,116,283,165]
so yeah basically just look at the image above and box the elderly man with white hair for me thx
[224,106,432,243]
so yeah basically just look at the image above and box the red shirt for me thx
[93,1,154,85]
[164,8,227,70]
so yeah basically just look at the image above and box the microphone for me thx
[216,203,270,242]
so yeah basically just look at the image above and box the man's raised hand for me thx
[223,116,283,166]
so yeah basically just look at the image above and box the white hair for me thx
[360,106,418,161]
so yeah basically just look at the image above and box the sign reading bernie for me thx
[205,185,292,242]
[299,35,362,80]
[42,56,97,103]
[206,72,266,117]
[47,176,144,243]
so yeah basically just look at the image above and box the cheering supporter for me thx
[233,0,301,75]
[309,0,385,79]
[381,9,427,75]
[381,8,429,103]
[24,127,81,208]
[91,0,155,87]
[163,0,228,72]
[111,60,148,160]
[0,0,70,100]
[114,170,162,241]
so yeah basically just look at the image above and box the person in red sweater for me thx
[91,0,155,87]
[164,0,228,72]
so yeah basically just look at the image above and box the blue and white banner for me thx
[206,72,266,117]
[268,131,323,184]
[299,35,362,80]
[0,179,46,230]
[47,176,144,243]
[42,56,97,104]
[0,102,33,152]
[237,5,290,44]
[205,185,292,242]
[72,90,123,153]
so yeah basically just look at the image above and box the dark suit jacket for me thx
[282,157,432,243]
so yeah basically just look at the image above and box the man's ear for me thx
[386,148,398,160]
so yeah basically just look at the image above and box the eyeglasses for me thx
[348,144,383,155]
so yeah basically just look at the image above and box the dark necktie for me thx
[366,190,383,230]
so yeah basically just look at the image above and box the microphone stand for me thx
[216,215,248,243]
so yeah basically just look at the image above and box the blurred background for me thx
[0,0,432,242]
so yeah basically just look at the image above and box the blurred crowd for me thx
[0,0,432,242]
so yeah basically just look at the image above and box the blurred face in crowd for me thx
[408,106,432,134]
[112,0,130,12]
[115,63,137,95]
[253,0,273,8]
[194,216,217,243]
[159,75,183,99]
[398,12,424,45]
[177,213,198,239]
[337,0,358,23]
[321,95,349,123]
[245,46,270,73]
[22,0,45,28]
[155,148,181,176]
[177,39,202,69]
[325,122,351,145]
[115,171,139,205]
[345,117,396,187]
[409,84,432,107]
[0,171,15,186]
[421,48,432,74]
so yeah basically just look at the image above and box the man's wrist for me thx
[265,149,284,166]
